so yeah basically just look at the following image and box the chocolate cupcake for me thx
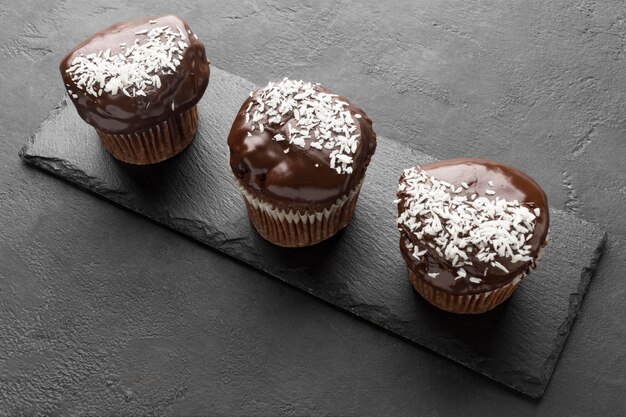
[396,158,549,314]
[60,15,210,164]
[228,78,377,247]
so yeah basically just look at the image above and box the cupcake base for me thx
[406,240,548,314]
[96,105,198,165]
[408,269,523,314]
[239,182,363,247]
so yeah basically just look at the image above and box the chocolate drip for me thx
[227,84,377,208]
[60,15,210,134]
[398,158,549,295]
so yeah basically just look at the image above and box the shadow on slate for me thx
[20,67,606,398]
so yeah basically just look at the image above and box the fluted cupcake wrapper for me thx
[407,240,548,314]
[238,181,363,248]
[96,105,198,165]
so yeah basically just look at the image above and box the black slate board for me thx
[20,67,606,398]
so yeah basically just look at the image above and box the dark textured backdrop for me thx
[1,0,625,415]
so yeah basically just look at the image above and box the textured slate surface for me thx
[20,67,606,398]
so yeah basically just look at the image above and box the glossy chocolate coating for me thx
[398,158,549,295]
[60,15,210,134]
[227,85,377,208]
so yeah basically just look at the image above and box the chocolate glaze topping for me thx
[60,15,210,134]
[397,158,549,295]
[228,80,377,209]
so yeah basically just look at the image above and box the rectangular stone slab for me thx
[20,67,606,398]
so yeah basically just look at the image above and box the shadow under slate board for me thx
[20,67,606,398]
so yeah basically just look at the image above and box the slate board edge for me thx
[18,97,608,398]
[534,230,607,397]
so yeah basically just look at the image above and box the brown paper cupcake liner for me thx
[407,240,548,314]
[238,181,363,247]
[96,105,198,165]
[408,269,523,314]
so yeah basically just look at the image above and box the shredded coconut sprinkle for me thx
[397,167,538,285]
[66,24,189,98]
[245,78,361,174]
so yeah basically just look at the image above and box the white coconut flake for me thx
[428,272,440,279]
[66,24,189,98]
[243,78,361,174]
[492,261,510,273]
[396,167,540,282]
[485,189,496,195]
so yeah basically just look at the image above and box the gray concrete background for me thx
[1,0,625,415]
